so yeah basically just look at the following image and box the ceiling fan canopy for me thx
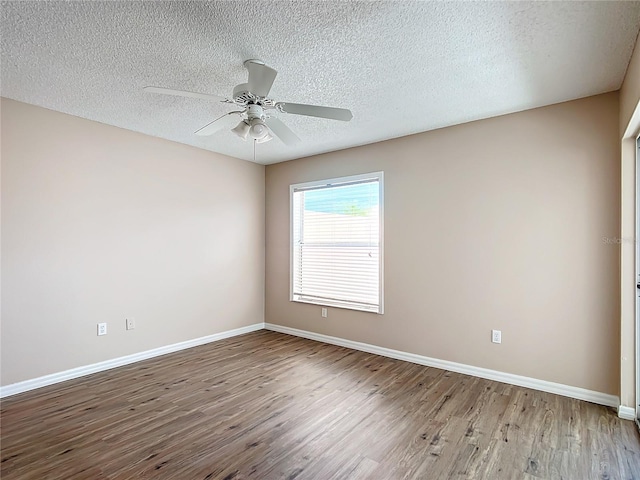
[143,59,353,147]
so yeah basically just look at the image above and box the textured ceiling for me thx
[2,1,640,165]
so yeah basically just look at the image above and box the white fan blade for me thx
[265,117,301,146]
[245,61,277,97]
[277,102,353,121]
[143,86,228,102]
[195,111,242,136]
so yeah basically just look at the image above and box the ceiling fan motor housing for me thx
[246,104,265,120]
[232,83,277,108]
[232,83,256,104]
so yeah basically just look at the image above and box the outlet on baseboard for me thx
[97,323,107,336]
[321,308,328,318]
[126,317,135,330]
[492,329,501,344]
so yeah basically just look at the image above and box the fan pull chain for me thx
[253,139,256,163]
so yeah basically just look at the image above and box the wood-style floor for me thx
[1,330,639,479]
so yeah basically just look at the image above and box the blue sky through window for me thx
[303,182,379,214]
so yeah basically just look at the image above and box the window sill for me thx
[291,295,383,314]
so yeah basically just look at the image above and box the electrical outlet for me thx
[97,323,107,336]
[492,329,501,344]
[126,317,135,330]
[321,308,328,318]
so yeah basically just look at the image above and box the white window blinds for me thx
[290,172,383,313]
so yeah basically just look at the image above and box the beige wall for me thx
[1,98,265,386]
[266,93,620,395]
[619,33,640,410]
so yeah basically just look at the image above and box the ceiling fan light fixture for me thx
[255,131,273,144]
[249,118,269,140]
[231,120,250,140]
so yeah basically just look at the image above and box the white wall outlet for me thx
[97,323,107,336]
[492,329,502,344]
[321,307,328,318]
[126,317,135,330]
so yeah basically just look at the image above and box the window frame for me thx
[289,171,384,314]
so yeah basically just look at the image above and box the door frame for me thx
[636,134,640,427]
[621,101,639,423]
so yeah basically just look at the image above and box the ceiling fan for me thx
[143,60,353,147]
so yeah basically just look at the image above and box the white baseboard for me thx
[265,323,620,409]
[618,405,637,420]
[0,323,265,398]
[2,321,627,417]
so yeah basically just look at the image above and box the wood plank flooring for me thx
[1,330,639,479]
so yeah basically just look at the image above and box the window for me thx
[290,172,383,314]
